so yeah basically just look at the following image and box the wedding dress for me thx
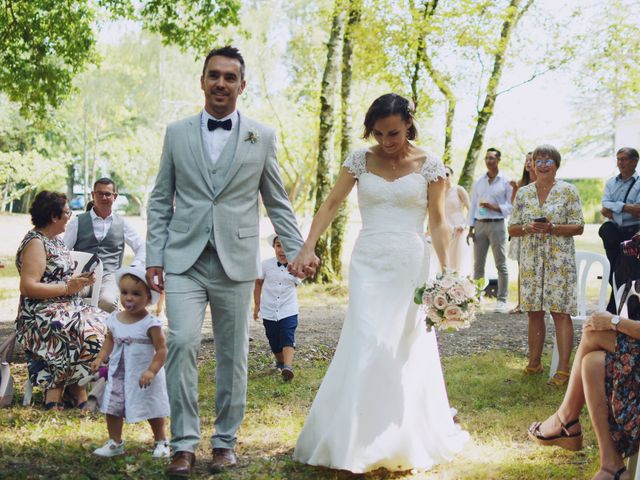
[294,148,469,473]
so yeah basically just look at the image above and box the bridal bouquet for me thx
[414,270,483,332]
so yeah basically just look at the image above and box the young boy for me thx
[254,234,302,381]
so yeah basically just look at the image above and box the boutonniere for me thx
[245,130,259,144]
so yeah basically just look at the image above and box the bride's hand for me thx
[289,245,319,279]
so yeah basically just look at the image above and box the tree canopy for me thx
[0,0,240,115]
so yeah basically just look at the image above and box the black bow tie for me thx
[277,262,288,268]
[207,118,232,131]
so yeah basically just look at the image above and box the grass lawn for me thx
[1,349,600,479]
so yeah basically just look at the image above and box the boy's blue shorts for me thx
[262,314,298,354]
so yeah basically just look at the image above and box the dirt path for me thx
[1,299,578,365]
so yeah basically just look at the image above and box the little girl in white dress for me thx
[91,266,170,458]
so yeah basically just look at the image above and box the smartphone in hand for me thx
[533,217,548,223]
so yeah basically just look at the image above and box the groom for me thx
[146,46,316,477]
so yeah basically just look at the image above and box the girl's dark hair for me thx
[363,93,417,140]
[29,191,67,228]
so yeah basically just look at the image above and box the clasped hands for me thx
[289,246,320,279]
[523,221,553,235]
[583,311,616,332]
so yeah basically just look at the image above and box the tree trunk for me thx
[458,0,534,190]
[311,0,347,284]
[330,0,361,280]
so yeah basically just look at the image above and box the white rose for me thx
[440,276,455,289]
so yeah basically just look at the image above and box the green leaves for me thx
[0,0,241,116]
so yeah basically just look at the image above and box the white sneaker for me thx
[93,439,124,457]
[494,301,509,313]
[152,440,171,458]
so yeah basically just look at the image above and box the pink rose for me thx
[449,286,467,304]
[433,294,448,310]
[444,305,463,321]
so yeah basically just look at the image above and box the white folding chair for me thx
[549,251,610,377]
[70,251,103,307]
[22,251,103,405]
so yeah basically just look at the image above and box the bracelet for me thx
[549,223,555,234]
[522,225,527,234]
[64,280,69,296]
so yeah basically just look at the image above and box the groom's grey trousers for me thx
[165,245,253,453]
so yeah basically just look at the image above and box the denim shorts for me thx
[262,314,298,353]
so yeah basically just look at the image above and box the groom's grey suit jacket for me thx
[147,111,303,281]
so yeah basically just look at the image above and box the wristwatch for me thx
[611,315,621,330]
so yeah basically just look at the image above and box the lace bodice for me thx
[343,147,446,233]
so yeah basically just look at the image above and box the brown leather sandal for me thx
[546,370,570,386]
[527,414,583,451]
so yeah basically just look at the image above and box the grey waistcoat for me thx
[206,125,240,249]
[74,211,125,273]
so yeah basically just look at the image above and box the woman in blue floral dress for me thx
[16,191,107,410]
[528,306,640,480]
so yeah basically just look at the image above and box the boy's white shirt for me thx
[258,257,301,321]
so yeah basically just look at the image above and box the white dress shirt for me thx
[258,257,302,321]
[200,109,238,166]
[468,171,513,227]
[63,209,146,267]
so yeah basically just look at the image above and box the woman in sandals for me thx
[508,144,584,385]
[528,306,640,480]
[16,191,107,411]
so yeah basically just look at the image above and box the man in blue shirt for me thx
[600,147,640,312]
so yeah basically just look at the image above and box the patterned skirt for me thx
[605,333,640,457]
[16,297,106,389]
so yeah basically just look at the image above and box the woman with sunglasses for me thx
[528,306,640,479]
[508,145,584,385]
[16,191,107,411]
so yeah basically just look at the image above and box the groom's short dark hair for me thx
[203,46,245,80]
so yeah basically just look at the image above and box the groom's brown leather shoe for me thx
[209,448,237,473]
[166,451,195,478]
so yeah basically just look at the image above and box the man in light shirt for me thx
[600,147,640,312]
[64,177,145,312]
[467,148,513,312]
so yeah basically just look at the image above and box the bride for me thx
[290,93,469,473]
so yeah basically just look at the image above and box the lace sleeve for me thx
[342,148,367,179]
[420,153,447,184]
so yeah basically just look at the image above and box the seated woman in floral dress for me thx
[16,191,107,410]
[528,303,640,480]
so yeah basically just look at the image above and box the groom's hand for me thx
[146,266,165,293]
[289,247,319,279]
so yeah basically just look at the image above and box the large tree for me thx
[311,0,347,284]
[0,0,240,115]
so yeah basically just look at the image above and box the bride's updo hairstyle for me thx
[363,93,417,140]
